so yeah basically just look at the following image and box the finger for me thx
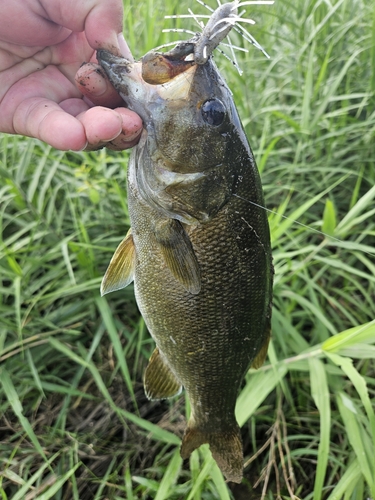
[103,134,141,151]
[59,97,90,117]
[75,62,124,108]
[41,0,124,55]
[13,97,87,151]
[0,3,71,47]
[13,98,142,151]
[84,0,124,54]
[102,107,143,151]
[77,106,142,150]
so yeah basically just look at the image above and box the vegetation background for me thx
[1,0,374,498]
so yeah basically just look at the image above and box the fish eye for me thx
[201,99,226,126]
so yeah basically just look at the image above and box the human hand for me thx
[0,0,142,151]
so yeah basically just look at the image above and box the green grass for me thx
[1,0,375,498]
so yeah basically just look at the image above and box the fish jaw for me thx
[97,49,198,124]
[97,50,152,120]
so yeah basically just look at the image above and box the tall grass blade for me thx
[309,358,330,500]
[35,463,81,500]
[336,392,374,491]
[311,48,365,129]
[325,459,361,500]
[154,448,182,500]
[271,175,350,241]
[96,296,137,407]
[323,321,375,353]
[336,183,375,236]
[236,364,288,426]
[10,452,62,500]
[327,352,375,496]
[49,337,180,444]
[117,406,181,445]
[206,451,232,500]
[186,447,214,500]
[0,368,49,464]
[321,199,337,237]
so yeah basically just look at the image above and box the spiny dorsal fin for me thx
[154,218,201,294]
[100,228,135,296]
[144,347,182,400]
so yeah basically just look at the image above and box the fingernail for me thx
[76,64,108,97]
[124,129,142,142]
[70,141,88,152]
[83,69,108,97]
[118,34,134,62]
[106,128,141,144]
[91,72,108,97]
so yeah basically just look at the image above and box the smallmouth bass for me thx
[97,2,273,483]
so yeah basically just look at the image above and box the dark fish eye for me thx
[201,99,226,126]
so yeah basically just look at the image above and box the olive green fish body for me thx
[98,47,272,483]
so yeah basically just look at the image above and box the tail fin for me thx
[180,422,243,483]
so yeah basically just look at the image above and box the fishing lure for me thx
[163,0,273,73]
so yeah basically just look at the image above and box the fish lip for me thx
[97,49,152,119]
[97,49,132,69]
[96,49,136,86]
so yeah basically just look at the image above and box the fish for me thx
[97,0,273,483]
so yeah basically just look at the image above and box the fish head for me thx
[97,48,249,223]
[144,52,239,173]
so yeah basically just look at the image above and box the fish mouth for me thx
[97,49,199,118]
[96,49,140,93]
[97,47,196,89]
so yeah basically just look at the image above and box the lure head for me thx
[193,1,238,64]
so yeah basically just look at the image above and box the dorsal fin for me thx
[100,228,135,296]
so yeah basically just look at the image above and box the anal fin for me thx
[101,228,135,296]
[154,218,201,294]
[144,347,182,400]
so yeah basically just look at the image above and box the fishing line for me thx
[233,193,375,257]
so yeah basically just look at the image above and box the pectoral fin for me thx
[154,219,201,294]
[100,228,135,296]
[144,347,182,400]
